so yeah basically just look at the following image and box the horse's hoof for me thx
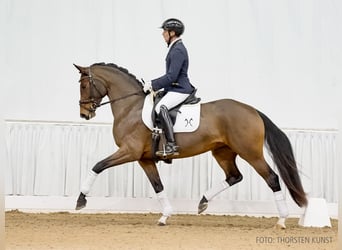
[198,202,208,214]
[274,223,286,230]
[75,193,87,210]
[274,218,286,229]
[198,196,208,214]
[158,221,167,226]
[157,215,168,226]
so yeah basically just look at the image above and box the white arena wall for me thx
[4,120,338,218]
[1,0,341,218]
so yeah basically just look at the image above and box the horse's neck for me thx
[109,93,144,119]
[104,72,144,120]
[92,66,144,120]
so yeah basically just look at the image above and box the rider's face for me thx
[162,29,169,43]
[162,29,175,44]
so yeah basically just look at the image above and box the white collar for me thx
[168,37,181,50]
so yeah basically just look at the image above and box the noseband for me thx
[79,68,143,113]
[78,72,105,113]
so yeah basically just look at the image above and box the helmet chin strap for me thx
[167,31,175,47]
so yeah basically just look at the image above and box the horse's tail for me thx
[257,111,307,207]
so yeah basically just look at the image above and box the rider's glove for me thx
[142,80,152,94]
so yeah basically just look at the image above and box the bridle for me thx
[78,74,104,113]
[79,68,143,113]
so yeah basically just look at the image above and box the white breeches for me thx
[155,91,190,114]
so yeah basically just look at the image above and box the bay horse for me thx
[74,62,307,228]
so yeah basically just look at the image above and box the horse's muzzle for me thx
[80,113,90,120]
[80,111,95,120]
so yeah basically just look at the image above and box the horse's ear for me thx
[73,64,86,74]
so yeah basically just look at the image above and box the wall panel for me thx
[5,121,338,204]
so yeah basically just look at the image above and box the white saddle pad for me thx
[142,94,201,133]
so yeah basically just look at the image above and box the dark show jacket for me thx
[152,39,194,94]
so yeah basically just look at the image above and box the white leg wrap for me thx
[204,180,230,201]
[157,191,173,217]
[80,170,98,195]
[274,191,289,218]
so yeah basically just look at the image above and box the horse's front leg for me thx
[75,147,134,210]
[138,159,173,226]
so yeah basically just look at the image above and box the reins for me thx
[96,91,143,107]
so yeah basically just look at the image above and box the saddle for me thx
[152,89,201,127]
[151,89,201,164]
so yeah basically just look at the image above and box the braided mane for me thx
[92,62,143,85]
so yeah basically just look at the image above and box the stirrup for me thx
[156,143,179,157]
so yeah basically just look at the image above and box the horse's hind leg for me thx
[198,146,243,214]
[246,157,289,229]
[138,159,172,226]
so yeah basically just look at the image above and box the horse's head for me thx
[74,64,107,120]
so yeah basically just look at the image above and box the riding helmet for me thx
[160,18,184,36]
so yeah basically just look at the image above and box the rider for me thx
[144,18,195,157]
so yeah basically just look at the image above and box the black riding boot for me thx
[156,105,179,157]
